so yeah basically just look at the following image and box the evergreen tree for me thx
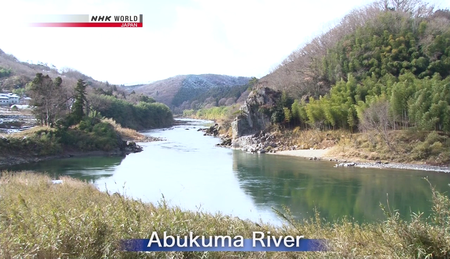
[291,100,301,124]
[71,79,87,124]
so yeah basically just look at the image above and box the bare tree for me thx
[359,100,395,151]
[378,0,434,17]
[27,73,67,127]
[260,1,386,99]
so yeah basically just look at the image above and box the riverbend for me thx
[4,119,450,224]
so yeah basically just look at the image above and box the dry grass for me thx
[1,126,55,139]
[101,118,148,142]
[277,128,349,150]
[1,119,149,142]
[1,172,449,258]
[273,128,450,165]
[326,130,450,165]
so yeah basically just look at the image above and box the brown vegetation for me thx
[328,130,450,165]
[1,172,449,258]
[101,118,152,142]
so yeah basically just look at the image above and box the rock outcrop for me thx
[123,141,143,154]
[198,124,220,137]
[231,131,280,153]
[216,134,232,147]
[231,87,281,141]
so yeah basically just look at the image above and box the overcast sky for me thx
[0,0,448,85]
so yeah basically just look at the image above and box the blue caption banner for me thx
[121,239,328,252]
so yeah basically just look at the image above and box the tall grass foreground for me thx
[0,172,449,258]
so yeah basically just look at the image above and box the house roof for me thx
[0,93,20,98]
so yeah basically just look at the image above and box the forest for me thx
[261,1,449,135]
[88,94,173,130]
[25,73,173,131]
[0,73,173,157]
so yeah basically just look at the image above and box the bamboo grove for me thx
[281,5,450,133]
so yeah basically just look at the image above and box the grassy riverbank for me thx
[1,172,449,258]
[328,130,450,165]
[0,117,156,167]
[254,127,450,166]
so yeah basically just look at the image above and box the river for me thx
[5,119,450,225]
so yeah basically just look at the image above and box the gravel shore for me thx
[271,148,450,173]
[273,149,331,159]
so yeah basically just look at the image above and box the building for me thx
[0,93,20,106]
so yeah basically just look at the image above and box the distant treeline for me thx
[89,94,173,130]
[171,80,252,115]
[26,73,173,131]
[183,105,239,121]
[172,84,249,108]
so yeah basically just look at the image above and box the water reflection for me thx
[232,151,450,223]
[3,156,124,183]
[2,118,450,224]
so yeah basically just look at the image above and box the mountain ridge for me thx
[1,49,252,115]
[123,74,252,113]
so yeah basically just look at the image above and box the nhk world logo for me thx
[29,14,143,27]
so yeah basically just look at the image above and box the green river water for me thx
[5,119,450,225]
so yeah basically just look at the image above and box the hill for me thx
[249,0,450,133]
[0,49,105,91]
[258,0,450,100]
[124,74,252,113]
[0,49,173,130]
[228,0,450,165]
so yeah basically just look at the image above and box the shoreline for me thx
[0,139,155,168]
[270,148,450,173]
[0,150,127,168]
[226,132,450,173]
[0,127,165,168]
[273,149,331,159]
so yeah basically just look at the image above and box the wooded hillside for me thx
[258,0,449,133]
[0,50,173,130]
[125,74,252,114]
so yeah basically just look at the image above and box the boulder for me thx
[334,162,356,167]
[216,135,232,147]
[200,124,220,137]
[124,141,143,153]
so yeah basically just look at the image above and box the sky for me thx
[0,0,448,85]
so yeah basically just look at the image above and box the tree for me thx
[248,77,258,90]
[0,67,11,78]
[291,100,301,124]
[27,73,66,127]
[359,100,394,150]
[71,79,87,124]
[281,91,294,108]
[347,106,357,132]
[12,88,26,97]
[271,107,285,124]
[283,107,292,124]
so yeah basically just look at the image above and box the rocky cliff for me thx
[231,87,281,149]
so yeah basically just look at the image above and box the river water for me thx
[5,119,450,225]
